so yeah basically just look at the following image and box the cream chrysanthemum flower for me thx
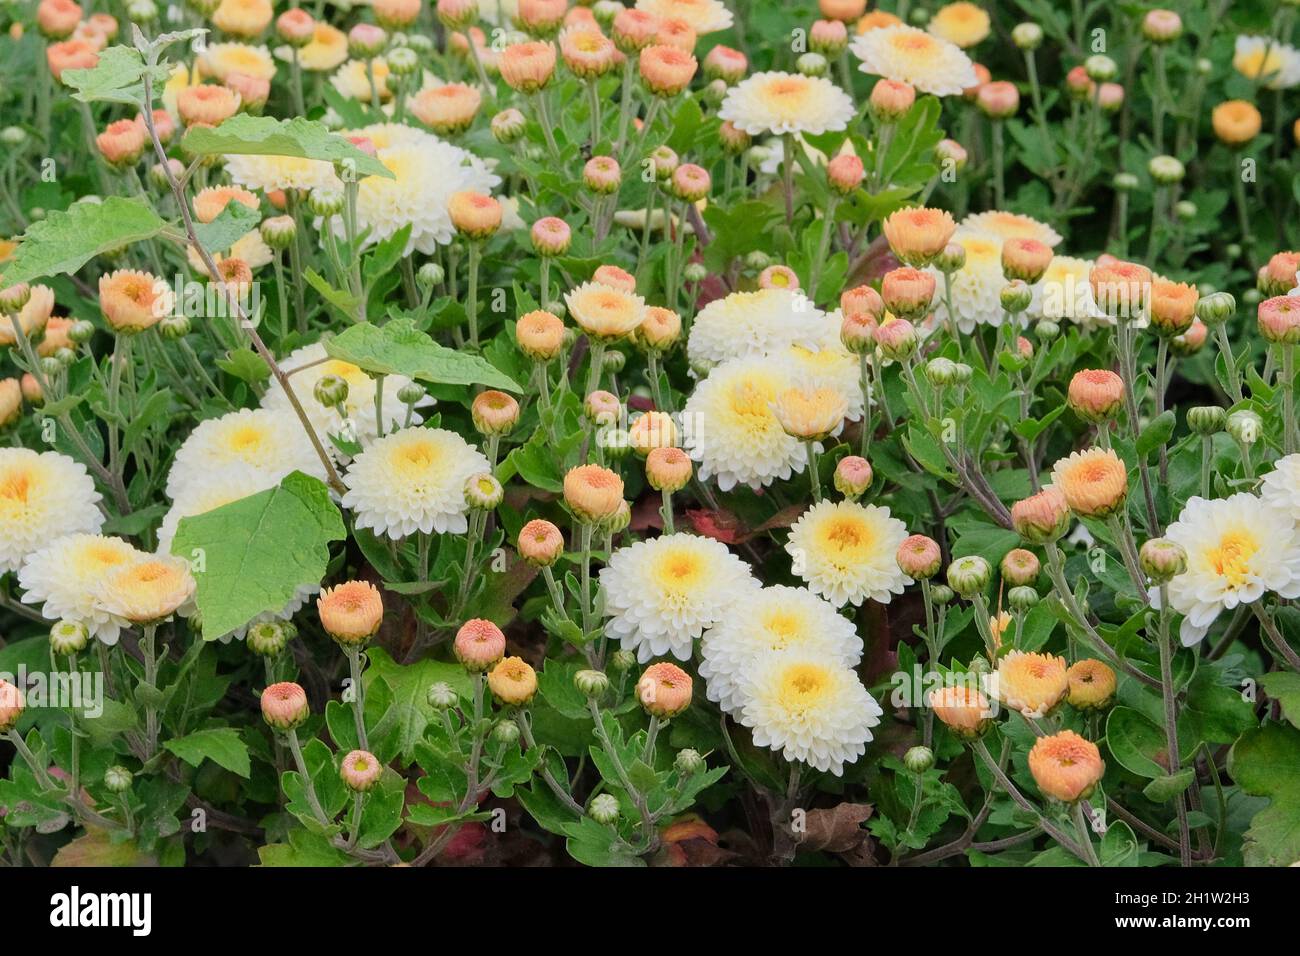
[338,123,499,254]
[852,24,978,96]
[736,650,882,776]
[565,281,647,340]
[1234,35,1300,90]
[262,342,430,451]
[165,407,329,499]
[926,230,1006,332]
[332,58,394,103]
[1259,453,1300,522]
[96,553,196,625]
[276,23,348,72]
[718,71,855,136]
[960,210,1062,247]
[927,1,990,48]
[784,499,911,607]
[687,288,834,373]
[199,42,277,82]
[225,152,339,194]
[637,0,734,34]
[1158,494,1300,645]
[0,448,103,574]
[341,426,490,539]
[984,650,1069,718]
[18,534,138,644]
[681,354,808,491]
[783,342,866,422]
[1033,254,1108,326]
[700,585,862,714]
[599,532,758,662]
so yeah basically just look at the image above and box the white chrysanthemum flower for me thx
[636,0,734,34]
[17,534,139,645]
[926,230,1007,333]
[785,499,911,607]
[718,71,855,136]
[783,343,866,422]
[198,42,277,82]
[1033,254,1109,326]
[331,58,392,103]
[700,585,863,714]
[687,288,832,373]
[1234,35,1300,90]
[341,426,490,539]
[599,533,758,662]
[736,650,882,776]
[165,407,329,500]
[336,123,499,254]
[1157,493,1300,646]
[1259,454,1300,522]
[960,210,1062,247]
[262,342,430,453]
[0,448,104,574]
[225,153,339,194]
[852,24,978,97]
[681,354,809,491]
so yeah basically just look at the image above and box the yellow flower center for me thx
[1238,48,1282,79]
[654,549,705,591]
[0,469,32,503]
[819,515,871,556]
[777,662,832,712]
[1206,529,1258,587]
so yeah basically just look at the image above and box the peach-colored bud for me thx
[873,317,917,359]
[454,619,507,672]
[703,44,747,83]
[517,0,567,35]
[869,78,916,121]
[1067,369,1124,422]
[657,17,697,53]
[718,118,751,153]
[841,284,884,320]
[1088,259,1151,318]
[935,138,968,172]
[628,410,679,455]
[896,534,941,579]
[560,25,618,79]
[488,656,538,706]
[1001,237,1052,283]
[928,684,991,738]
[1096,82,1124,112]
[1149,278,1198,336]
[1263,251,1300,295]
[37,0,81,39]
[436,0,478,29]
[177,84,242,126]
[639,305,681,351]
[588,266,634,296]
[1065,65,1094,99]
[819,0,866,21]
[1051,447,1129,519]
[1000,547,1040,586]
[639,43,697,96]
[563,464,625,522]
[646,446,693,492]
[20,373,42,405]
[841,308,879,353]
[410,82,482,135]
[518,518,565,566]
[276,8,316,44]
[881,207,956,267]
[671,163,710,201]
[96,117,147,167]
[516,309,565,360]
[810,19,848,56]
[145,108,176,145]
[449,190,502,239]
[193,185,259,224]
[225,71,270,111]
[963,62,991,100]
[1258,295,1300,345]
[47,39,99,83]
[531,217,572,256]
[341,749,384,791]
[833,454,873,497]
[976,80,1019,119]
[317,580,384,645]
[881,266,936,318]
[637,662,692,717]
[1011,486,1070,543]
[1028,730,1104,802]
[583,155,622,193]
[1212,99,1261,146]
[261,682,309,730]
[1066,659,1116,710]
[758,265,800,291]
[613,8,660,53]
[471,390,520,435]
[374,0,422,29]
[0,679,23,732]
[1143,9,1182,42]
[827,153,864,194]
[499,41,557,92]
[1171,318,1207,356]
[584,389,621,425]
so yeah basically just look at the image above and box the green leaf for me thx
[215,347,271,384]
[181,114,394,180]
[1104,706,1169,779]
[163,727,251,778]
[1136,410,1176,458]
[325,317,522,392]
[192,200,261,253]
[366,647,471,761]
[1262,671,1300,729]
[1228,722,1300,867]
[170,472,345,639]
[1142,768,1195,802]
[1,197,167,286]
[61,45,168,105]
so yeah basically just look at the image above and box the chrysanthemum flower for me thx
[784,499,911,606]
[99,269,173,332]
[1066,659,1116,710]
[882,206,957,266]
[960,210,1062,247]
[1027,730,1104,802]
[409,83,482,135]
[928,682,993,736]
[986,650,1069,718]
[18,534,137,644]
[96,553,196,624]
[926,231,1006,332]
[331,58,393,103]
[565,281,646,340]
[772,385,848,441]
[736,650,882,776]
[282,23,349,72]
[1259,453,1300,522]
[687,288,835,372]
[700,585,862,713]
[317,580,384,644]
[1033,254,1107,325]
[681,354,809,491]
[718,71,855,136]
[193,185,260,224]
[341,426,491,538]
[927,1,990,48]
[599,532,758,662]
[0,379,20,426]
[47,38,99,82]
[783,343,866,423]
[0,284,55,347]
[1212,99,1263,145]
[637,0,732,34]
[1234,34,1300,89]
[165,407,328,500]
[1051,447,1129,518]
[212,0,273,38]
[199,42,277,82]
[226,152,339,194]
[0,448,103,574]
[852,24,977,96]
[1158,493,1300,645]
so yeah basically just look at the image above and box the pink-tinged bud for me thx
[518,518,565,566]
[530,216,572,257]
[718,119,751,153]
[869,78,916,122]
[348,23,389,58]
[46,39,99,83]
[976,80,1019,119]
[1089,260,1152,319]
[277,8,316,45]
[650,144,679,179]
[564,464,625,522]
[499,41,557,93]
[1258,295,1300,345]
[671,162,711,201]
[1170,318,1208,356]
[516,309,565,360]
[613,8,659,53]
[827,153,865,195]
[347,136,377,158]
[703,44,747,83]
[516,0,567,37]
[1065,65,1095,99]
[374,0,422,30]
[454,618,507,672]
[583,155,622,193]
[639,305,681,351]
[657,17,697,53]
[881,266,936,318]
[646,446,693,492]
[261,682,309,731]
[560,26,618,79]
[833,455,874,499]
[341,749,384,791]
[177,84,241,126]
[841,284,884,321]
[96,117,147,167]
[20,374,42,405]
[317,580,384,645]
[449,190,503,239]
[1001,547,1040,586]
[821,0,867,20]
[593,264,637,293]
[840,310,878,354]
[1001,237,1053,283]
[584,389,622,425]
[810,19,848,56]
[1096,82,1124,112]
[436,0,479,30]
[874,318,917,360]
[226,72,270,112]
[1149,279,1198,336]
[410,83,482,135]
[896,533,941,579]
[637,662,692,718]
[37,0,81,39]
[758,265,800,291]
[0,679,24,732]
[639,43,697,96]
[1263,251,1300,295]
[471,389,520,435]
[935,138,968,172]
[882,207,957,267]
[1011,486,1070,543]
[1015,336,1033,360]
[1142,9,1182,43]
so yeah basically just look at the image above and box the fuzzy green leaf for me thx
[180,114,394,180]
[1,197,167,286]
[325,317,522,392]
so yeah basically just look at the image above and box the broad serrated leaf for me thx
[170,471,345,639]
[163,727,251,778]
[1,197,167,286]
[1228,723,1300,867]
[62,45,169,105]
[325,317,522,392]
[181,114,394,180]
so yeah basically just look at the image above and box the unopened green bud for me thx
[1186,405,1226,435]
[247,621,289,657]
[1226,409,1262,445]
[104,766,134,793]
[1007,586,1040,612]
[903,745,934,773]
[1195,291,1235,326]
[947,555,991,597]
[427,681,458,709]
[674,748,705,775]
[314,374,349,408]
[492,719,521,745]
[573,669,610,699]
[49,620,89,656]
[588,792,620,824]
